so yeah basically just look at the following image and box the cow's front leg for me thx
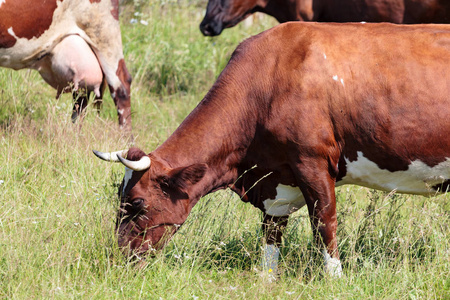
[261,214,288,278]
[301,174,342,277]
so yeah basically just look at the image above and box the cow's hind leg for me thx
[71,91,89,123]
[92,79,106,116]
[303,176,342,277]
[74,2,133,133]
[296,162,343,277]
[261,214,288,279]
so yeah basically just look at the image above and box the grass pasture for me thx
[1,1,449,298]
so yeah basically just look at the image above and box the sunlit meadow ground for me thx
[0,1,449,298]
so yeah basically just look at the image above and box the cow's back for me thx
[317,0,450,23]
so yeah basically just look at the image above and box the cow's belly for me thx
[263,185,306,216]
[262,152,449,216]
[339,151,450,195]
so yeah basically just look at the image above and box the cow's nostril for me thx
[200,23,212,36]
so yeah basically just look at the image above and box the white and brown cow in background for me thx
[0,0,132,131]
[95,22,450,277]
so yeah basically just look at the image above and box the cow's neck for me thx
[154,76,260,207]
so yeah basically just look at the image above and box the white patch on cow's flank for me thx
[323,249,343,277]
[117,109,124,115]
[123,167,134,193]
[263,184,306,216]
[339,151,450,195]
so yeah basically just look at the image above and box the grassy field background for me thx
[1,1,449,298]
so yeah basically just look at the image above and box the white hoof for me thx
[323,250,343,278]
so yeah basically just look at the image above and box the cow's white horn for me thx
[117,153,151,171]
[92,150,127,162]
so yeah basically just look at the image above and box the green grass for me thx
[1,1,449,298]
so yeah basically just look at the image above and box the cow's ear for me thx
[168,163,208,193]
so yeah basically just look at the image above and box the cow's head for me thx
[200,0,259,36]
[93,148,207,257]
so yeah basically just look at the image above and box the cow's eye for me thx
[131,198,144,208]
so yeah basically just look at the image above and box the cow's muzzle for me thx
[199,20,223,36]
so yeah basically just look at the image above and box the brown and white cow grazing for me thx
[200,0,450,36]
[0,0,132,131]
[94,22,450,277]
